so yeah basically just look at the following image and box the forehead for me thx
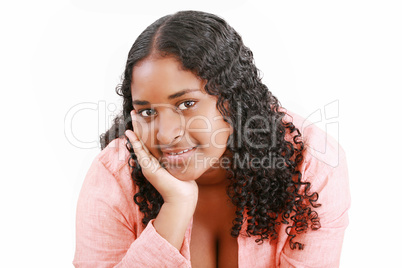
[131,57,204,99]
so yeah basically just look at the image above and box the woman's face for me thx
[131,56,232,183]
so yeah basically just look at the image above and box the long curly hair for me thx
[100,10,321,250]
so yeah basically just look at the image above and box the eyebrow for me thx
[132,89,200,106]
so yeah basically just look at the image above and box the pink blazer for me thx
[73,110,351,267]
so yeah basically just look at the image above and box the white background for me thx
[1,0,401,267]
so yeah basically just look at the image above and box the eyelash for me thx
[137,100,197,118]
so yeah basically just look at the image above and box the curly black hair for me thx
[100,10,321,250]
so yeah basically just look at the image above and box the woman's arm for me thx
[125,112,199,250]
[73,155,194,268]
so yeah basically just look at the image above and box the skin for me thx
[124,56,235,253]
[129,56,232,185]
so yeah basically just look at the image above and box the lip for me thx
[161,146,197,165]
[162,146,196,155]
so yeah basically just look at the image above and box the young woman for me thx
[74,10,350,267]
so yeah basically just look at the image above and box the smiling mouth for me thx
[161,146,198,165]
[166,147,196,156]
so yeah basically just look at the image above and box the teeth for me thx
[168,147,194,155]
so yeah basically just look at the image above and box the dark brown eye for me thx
[139,109,156,117]
[178,100,196,110]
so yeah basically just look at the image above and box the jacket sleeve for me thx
[73,157,191,268]
[278,150,351,268]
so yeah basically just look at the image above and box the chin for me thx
[165,166,205,181]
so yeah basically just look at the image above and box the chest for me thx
[189,204,239,268]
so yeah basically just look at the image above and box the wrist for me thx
[163,190,198,209]
[153,201,196,250]
[162,198,197,216]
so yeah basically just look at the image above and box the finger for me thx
[125,131,152,168]
[125,130,145,157]
[125,128,179,192]
[128,111,165,176]
[125,129,161,171]
[130,110,150,154]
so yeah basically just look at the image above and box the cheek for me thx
[186,117,213,145]
[186,115,232,149]
[210,120,232,149]
[211,129,231,148]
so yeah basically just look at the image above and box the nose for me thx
[156,108,184,146]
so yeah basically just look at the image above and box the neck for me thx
[197,173,231,205]
[194,173,236,221]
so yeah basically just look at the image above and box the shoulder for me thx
[77,137,143,231]
[80,136,136,207]
[281,109,348,192]
[282,108,346,169]
[97,136,132,176]
[281,108,351,226]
